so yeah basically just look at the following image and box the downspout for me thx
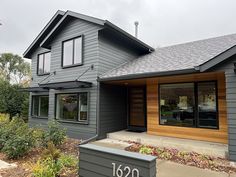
[79,80,100,145]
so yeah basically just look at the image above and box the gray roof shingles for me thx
[100,33,236,80]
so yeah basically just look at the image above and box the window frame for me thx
[158,80,219,130]
[55,92,89,124]
[37,52,51,76]
[31,95,49,119]
[61,35,83,68]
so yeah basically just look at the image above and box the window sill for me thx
[56,119,88,125]
[31,116,48,119]
[37,73,50,76]
[62,63,83,69]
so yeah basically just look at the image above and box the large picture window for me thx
[56,93,88,122]
[32,95,49,118]
[62,36,82,67]
[38,52,51,75]
[159,81,218,129]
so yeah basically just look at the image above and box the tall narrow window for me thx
[62,36,82,67]
[38,52,51,75]
[159,81,218,129]
[32,96,49,118]
[197,82,217,128]
[56,92,88,122]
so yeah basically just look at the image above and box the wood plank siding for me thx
[146,72,228,144]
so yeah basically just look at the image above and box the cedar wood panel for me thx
[146,72,228,144]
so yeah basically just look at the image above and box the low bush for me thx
[42,121,66,147]
[32,144,78,177]
[0,113,9,123]
[139,146,153,154]
[0,118,36,159]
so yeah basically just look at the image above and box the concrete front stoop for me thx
[107,130,228,158]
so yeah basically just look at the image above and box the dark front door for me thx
[128,87,147,131]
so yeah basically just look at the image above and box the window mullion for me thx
[194,82,199,128]
[77,93,80,121]
[72,39,75,65]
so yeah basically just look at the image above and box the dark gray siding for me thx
[212,55,236,161]
[79,144,156,177]
[97,30,140,76]
[97,31,141,138]
[99,84,127,139]
[29,18,102,139]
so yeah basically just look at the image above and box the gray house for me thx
[24,10,236,161]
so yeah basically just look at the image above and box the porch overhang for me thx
[98,68,198,82]
[19,87,49,92]
[38,80,92,90]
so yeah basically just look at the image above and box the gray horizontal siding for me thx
[97,30,140,76]
[213,55,236,161]
[29,18,103,139]
[99,84,127,139]
[79,144,156,177]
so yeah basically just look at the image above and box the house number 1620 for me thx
[112,163,140,177]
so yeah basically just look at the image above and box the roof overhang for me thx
[196,45,236,72]
[98,68,198,82]
[23,10,65,58]
[38,80,92,89]
[19,87,49,92]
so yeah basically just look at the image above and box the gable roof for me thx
[40,10,154,52]
[99,33,236,81]
[23,10,65,58]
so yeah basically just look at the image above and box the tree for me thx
[0,53,31,84]
[0,80,28,119]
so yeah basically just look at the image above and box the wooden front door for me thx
[128,87,146,131]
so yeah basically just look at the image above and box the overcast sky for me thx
[1,0,236,58]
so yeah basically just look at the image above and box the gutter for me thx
[98,68,198,82]
[79,81,100,145]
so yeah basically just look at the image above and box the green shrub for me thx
[0,113,9,123]
[0,118,36,159]
[58,154,78,168]
[41,142,61,161]
[32,158,62,177]
[43,121,66,146]
[32,145,78,177]
[139,146,153,154]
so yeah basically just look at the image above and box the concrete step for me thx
[91,138,131,150]
[107,130,228,158]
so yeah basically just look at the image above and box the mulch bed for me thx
[0,138,80,177]
[125,141,236,174]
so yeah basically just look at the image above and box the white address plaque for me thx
[112,163,140,177]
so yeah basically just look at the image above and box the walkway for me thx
[107,130,228,158]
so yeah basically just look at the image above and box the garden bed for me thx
[125,141,236,174]
[0,138,80,177]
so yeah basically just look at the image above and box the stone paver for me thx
[91,138,131,150]
[0,160,17,170]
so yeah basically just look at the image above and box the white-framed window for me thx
[62,36,82,67]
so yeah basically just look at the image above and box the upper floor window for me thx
[38,52,51,75]
[62,36,82,67]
